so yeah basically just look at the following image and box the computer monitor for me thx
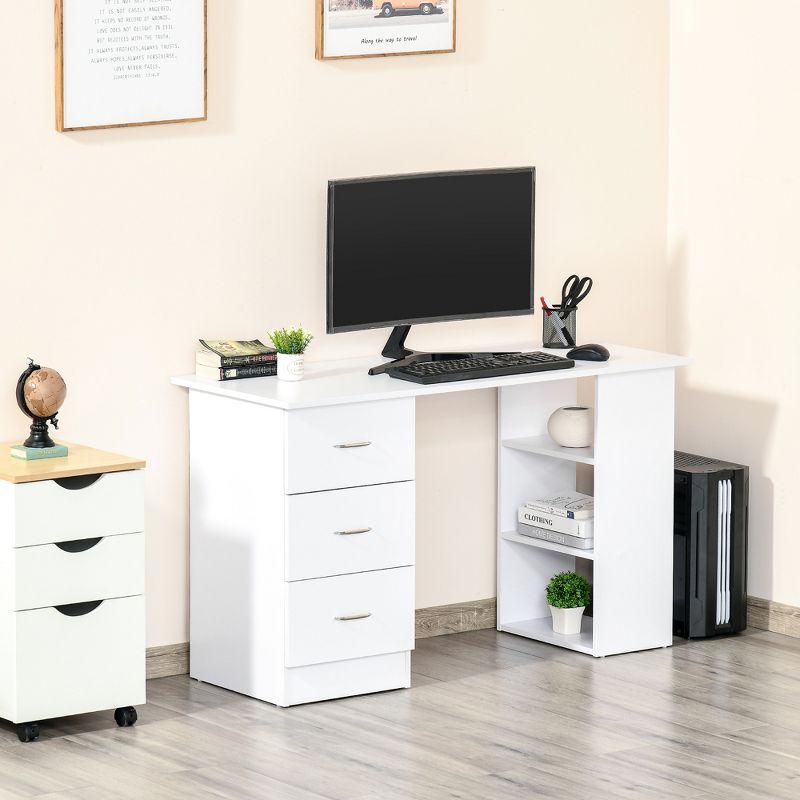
[326,167,535,366]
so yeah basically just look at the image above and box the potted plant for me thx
[268,326,313,382]
[545,571,591,636]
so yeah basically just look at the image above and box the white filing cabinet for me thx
[0,444,146,741]
[188,392,416,707]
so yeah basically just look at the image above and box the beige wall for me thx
[0,1,669,646]
[669,0,800,608]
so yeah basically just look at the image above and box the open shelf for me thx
[501,530,595,560]
[502,615,594,655]
[502,435,594,465]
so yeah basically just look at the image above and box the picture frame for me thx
[316,0,457,61]
[55,0,208,132]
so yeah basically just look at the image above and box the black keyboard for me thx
[386,352,575,384]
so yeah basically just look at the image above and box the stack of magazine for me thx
[517,491,594,550]
[196,339,277,381]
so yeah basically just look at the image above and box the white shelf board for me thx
[501,615,594,655]
[501,530,595,561]
[502,435,595,465]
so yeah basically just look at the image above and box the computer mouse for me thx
[567,343,610,362]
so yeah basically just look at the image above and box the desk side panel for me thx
[189,391,286,702]
[593,368,675,656]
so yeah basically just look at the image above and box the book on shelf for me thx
[197,339,277,368]
[516,521,594,551]
[518,506,594,538]
[196,363,277,382]
[524,491,594,520]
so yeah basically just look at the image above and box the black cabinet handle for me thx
[54,473,103,491]
[55,600,104,617]
[55,537,103,553]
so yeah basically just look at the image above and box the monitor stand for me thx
[368,325,519,376]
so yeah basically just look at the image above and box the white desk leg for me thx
[593,367,675,656]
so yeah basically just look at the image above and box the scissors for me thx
[560,274,593,316]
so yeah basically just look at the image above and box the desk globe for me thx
[13,360,68,458]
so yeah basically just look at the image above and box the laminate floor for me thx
[2,629,800,799]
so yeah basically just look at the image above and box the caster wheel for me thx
[114,706,138,727]
[17,723,39,743]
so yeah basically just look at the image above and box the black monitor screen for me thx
[327,168,535,332]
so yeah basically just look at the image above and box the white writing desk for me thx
[173,343,689,706]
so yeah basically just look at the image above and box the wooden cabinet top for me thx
[0,443,145,484]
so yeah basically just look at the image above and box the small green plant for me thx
[268,326,313,355]
[545,571,591,609]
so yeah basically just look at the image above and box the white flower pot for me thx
[547,405,593,448]
[549,605,586,636]
[277,353,305,381]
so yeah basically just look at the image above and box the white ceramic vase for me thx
[549,605,586,636]
[547,405,593,448]
[277,353,305,381]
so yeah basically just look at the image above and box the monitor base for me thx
[368,325,519,376]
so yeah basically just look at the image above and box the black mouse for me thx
[567,343,610,362]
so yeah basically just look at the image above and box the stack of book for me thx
[195,339,277,381]
[517,491,595,550]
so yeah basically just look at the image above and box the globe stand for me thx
[23,418,57,449]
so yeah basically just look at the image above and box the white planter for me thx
[547,406,593,448]
[277,353,305,382]
[549,605,585,636]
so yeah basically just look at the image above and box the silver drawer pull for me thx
[335,612,372,622]
[333,527,373,536]
[333,441,372,449]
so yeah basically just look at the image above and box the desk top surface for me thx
[0,442,145,484]
[172,343,690,411]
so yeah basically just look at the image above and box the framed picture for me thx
[316,0,456,60]
[55,0,207,132]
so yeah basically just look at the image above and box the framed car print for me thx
[316,0,457,60]
[55,0,207,132]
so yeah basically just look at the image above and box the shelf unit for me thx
[496,371,675,658]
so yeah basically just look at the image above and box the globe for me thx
[23,368,67,419]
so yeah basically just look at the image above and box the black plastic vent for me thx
[675,451,721,470]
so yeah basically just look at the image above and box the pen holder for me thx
[542,306,577,349]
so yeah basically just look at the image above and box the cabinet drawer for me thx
[12,470,144,548]
[285,567,414,668]
[15,595,145,722]
[13,532,144,611]
[286,399,414,494]
[286,483,414,581]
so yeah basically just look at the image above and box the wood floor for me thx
[2,628,800,799]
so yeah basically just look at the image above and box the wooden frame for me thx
[316,0,457,61]
[55,0,208,132]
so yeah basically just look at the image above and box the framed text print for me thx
[55,0,207,132]
[316,0,456,60]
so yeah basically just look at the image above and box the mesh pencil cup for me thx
[542,306,577,349]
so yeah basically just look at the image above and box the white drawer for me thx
[15,595,145,722]
[286,483,414,581]
[12,470,144,548]
[13,532,144,611]
[285,399,414,494]
[285,567,414,668]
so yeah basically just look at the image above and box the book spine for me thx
[516,522,594,550]
[525,501,574,519]
[517,508,593,537]
[218,364,277,381]
[218,353,277,367]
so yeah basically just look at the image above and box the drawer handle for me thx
[333,528,373,536]
[55,537,103,553]
[335,612,372,622]
[54,473,103,491]
[55,600,104,617]
[333,442,372,449]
